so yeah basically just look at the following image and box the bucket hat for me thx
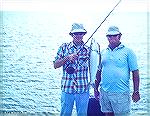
[69,23,87,35]
[106,26,121,35]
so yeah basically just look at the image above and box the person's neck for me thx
[109,42,121,50]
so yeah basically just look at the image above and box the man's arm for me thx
[132,69,140,92]
[95,70,101,90]
[54,56,69,69]
[132,69,140,102]
[94,69,101,100]
[54,54,78,69]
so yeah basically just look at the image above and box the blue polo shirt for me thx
[100,44,138,92]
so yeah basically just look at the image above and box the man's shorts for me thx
[100,88,131,114]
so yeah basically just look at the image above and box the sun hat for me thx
[69,23,87,35]
[106,26,121,36]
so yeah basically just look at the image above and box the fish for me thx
[89,38,101,88]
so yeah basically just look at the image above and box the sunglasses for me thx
[73,32,85,35]
[106,34,119,38]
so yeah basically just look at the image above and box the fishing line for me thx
[66,0,122,74]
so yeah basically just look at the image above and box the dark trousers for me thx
[87,98,105,116]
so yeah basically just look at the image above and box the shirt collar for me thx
[69,41,87,50]
[107,43,125,51]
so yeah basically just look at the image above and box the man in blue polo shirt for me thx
[94,26,140,116]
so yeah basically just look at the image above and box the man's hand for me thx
[68,53,78,62]
[132,91,140,102]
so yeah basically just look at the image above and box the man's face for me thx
[106,34,120,45]
[72,32,85,43]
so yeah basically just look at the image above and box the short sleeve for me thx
[127,49,138,71]
[53,43,66,63]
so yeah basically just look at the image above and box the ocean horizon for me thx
[0,10,150,115]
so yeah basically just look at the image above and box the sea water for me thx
[0,11,149,115]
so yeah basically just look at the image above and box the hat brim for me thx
[69,29,87,35]
[106,31,121,36]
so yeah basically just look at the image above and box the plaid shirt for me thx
[54,42,90,93]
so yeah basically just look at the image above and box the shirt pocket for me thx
[114,58,126,68]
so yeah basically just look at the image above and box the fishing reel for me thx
[66,66,75,74]
[65,58,89,74]
[65,53,78,74]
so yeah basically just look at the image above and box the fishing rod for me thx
[83,0,122,48]
[66,0,122,74]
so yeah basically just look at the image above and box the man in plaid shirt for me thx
[54,23,90,116]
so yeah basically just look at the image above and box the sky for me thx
[1,0,149,13]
